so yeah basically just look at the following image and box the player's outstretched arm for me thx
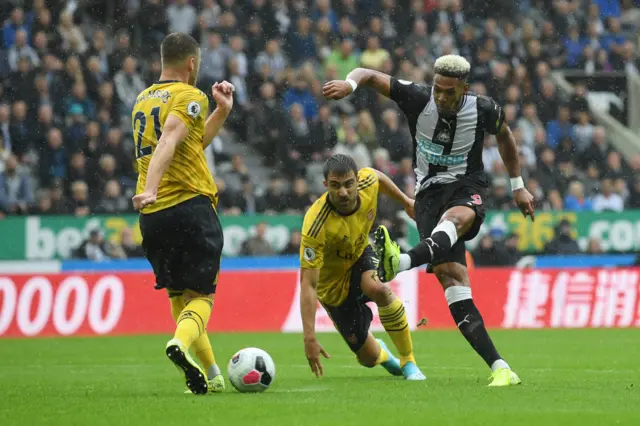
[323,68,391,100]
[495,121,535,221]
[203,81,234,147]
[374,169,415,219]
[300,268,330,377]
[132,115,188,210]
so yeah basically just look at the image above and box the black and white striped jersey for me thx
[389,77,505,195]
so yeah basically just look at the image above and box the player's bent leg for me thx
[360,271,424,380]
[167,290,224,393]
[434,263,521,387]
[166,290,215,395]
[405,206,474,271]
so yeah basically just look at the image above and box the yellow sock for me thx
[174,297,213,350]
[168,291,186,321]
[375,343,390,365]
[168,292,217,372]
[378,297,415,366]
[169,291,216,372]
[193,333,216,372]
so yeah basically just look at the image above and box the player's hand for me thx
[403,197,415,219]
[514,188,535,222]
[132,191,157,210]
[322,80,354,100]
[212,81,234,113]
[304,338,330,378]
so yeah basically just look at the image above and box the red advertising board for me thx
[1,268,639,338]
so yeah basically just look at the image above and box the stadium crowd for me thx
[1,0,640,259]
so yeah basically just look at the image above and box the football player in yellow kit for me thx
[299,154,425,380]
[132,32,234,395]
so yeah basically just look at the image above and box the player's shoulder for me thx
[171,83,207,101]
[391,77,432,94]
[357,168,379,189]
[302,194,332,238]
[471,92,501,111]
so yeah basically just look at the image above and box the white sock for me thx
[444,286,472,305]
[490,359,510,372]
[399,253,412,272]
[208,364,221,378]
[432,220,458,246]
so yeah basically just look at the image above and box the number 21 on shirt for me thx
[133,106,162,159]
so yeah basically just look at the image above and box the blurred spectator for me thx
[263,175,288,214]
[564,181,594,212]
[96,180,130,214]
[72,229,115,261]
[120,227,144,258]
[545,219,581,255]
[592,178,624,212]
[0,154,33,215]
[167,0,198,35]
[282,230,302,255]
[241,222,275,255]
[472,229,519,266]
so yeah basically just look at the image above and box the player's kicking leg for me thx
[375,206,520,387]
[359,268,425,381]
[166,289,217,395]
[167,290,225,393]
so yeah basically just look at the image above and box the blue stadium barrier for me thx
[61,256,300,272]
[59,254,637,272]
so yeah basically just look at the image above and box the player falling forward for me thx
[323,55,536,387]
[300,154,425,381]
[131,32,235,395]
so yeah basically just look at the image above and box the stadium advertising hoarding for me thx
[1,267,639,338]
[0,210,639,260]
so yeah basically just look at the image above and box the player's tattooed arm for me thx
[132,114,188,209]
[374,169,415,219]
[322,68,391,99]
[300,268,330,377]
[495,121,521,180]
[495,120,536,221]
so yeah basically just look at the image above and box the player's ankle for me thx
[400,355,416,367]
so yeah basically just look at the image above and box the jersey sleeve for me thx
[389,77,431,124]
[169,89,208,130]
[300,206,327,270]
[357,167,379,195]
[477,95,505,135]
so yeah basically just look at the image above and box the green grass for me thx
[1,330,640,426]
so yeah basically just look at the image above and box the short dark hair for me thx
[161,32,199,66]
[323,154,358,179]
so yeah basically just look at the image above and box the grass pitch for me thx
[1,329,639,426]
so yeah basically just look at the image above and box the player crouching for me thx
[299,154,425,381]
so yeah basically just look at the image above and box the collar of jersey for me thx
[155,80,181,84]
[326,195,361,217]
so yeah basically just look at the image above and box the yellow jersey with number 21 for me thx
[133,80,218,214]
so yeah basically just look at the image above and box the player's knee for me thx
[441,209,475,234]
[364,280,394,305]
[357,353,378,368]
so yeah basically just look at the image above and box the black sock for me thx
[449,298,501,367]
[407,231,452,268]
